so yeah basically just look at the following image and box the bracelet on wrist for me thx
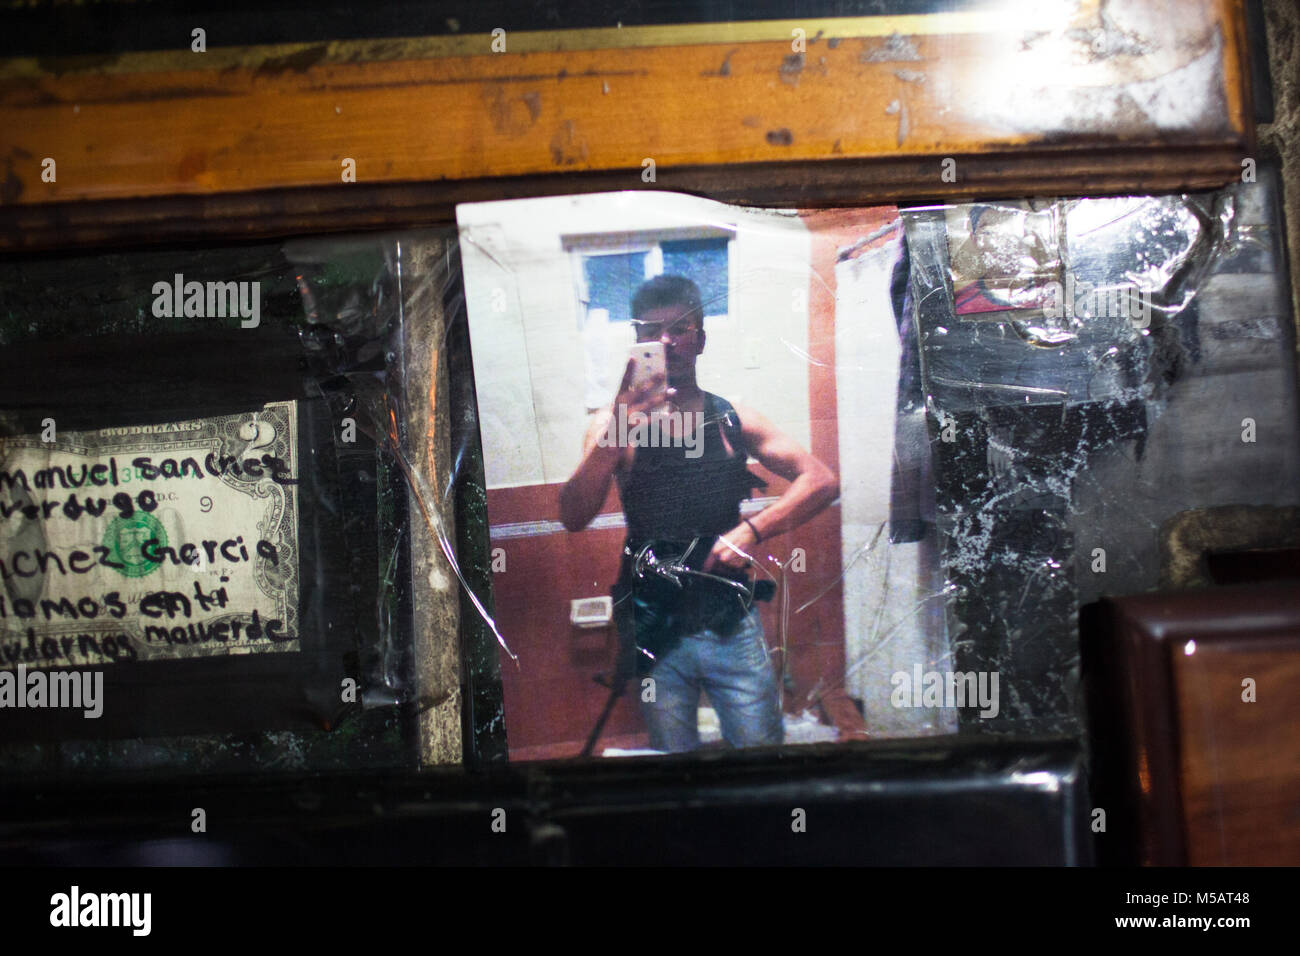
[743,517,763,543]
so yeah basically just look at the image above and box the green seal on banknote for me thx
[103,512,167,578]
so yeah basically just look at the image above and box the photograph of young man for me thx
[560,275,839,752]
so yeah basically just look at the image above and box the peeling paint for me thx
[484,86,542,137]
[254,44,329,76]
[521,90,541,122]
[701,47,739,78]
[780,52,805,86]
[861,32,923,63]
[549,119,589,165]
[885,99,909,146]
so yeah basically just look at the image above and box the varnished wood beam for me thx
[0,3,1253,250]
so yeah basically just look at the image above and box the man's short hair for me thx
[631,274,703,326]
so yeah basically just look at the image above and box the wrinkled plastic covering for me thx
[0,229,503,773]
[459,171,1299,757]
[0,166,1295,775]
[902,168,1300,736]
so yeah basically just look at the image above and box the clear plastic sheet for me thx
[0,164,1295,776]
[902,164,1299,736]
[458,167,1298,756]
[0,230,499,773]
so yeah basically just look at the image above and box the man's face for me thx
[632,305,704,385]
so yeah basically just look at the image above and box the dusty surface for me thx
[1161,505,1300,588]
[1260,0,1300,368]
[403,238,464,766]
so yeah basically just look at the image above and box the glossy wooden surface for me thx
[1173,637,1300,865]
[1083,583,1300,866]
[0,1,1252,249]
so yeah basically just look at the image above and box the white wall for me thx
[835,236,956,737]
[459,192,812,489]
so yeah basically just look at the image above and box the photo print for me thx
[458,192,951,760]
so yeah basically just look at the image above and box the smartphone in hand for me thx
[627,342,666,396]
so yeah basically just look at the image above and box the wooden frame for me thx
[1,2,1255,251]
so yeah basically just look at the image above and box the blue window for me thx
[578,237,730,324]
[661,238,729,317]
[582,251,649,324]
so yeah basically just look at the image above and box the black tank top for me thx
[612,393,764,659]
[616,392,757,546]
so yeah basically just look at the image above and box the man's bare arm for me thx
[558,411,624,531]
[705,404,839,570]
[559,360,666,532]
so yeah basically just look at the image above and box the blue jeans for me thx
[641,608,784,752]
